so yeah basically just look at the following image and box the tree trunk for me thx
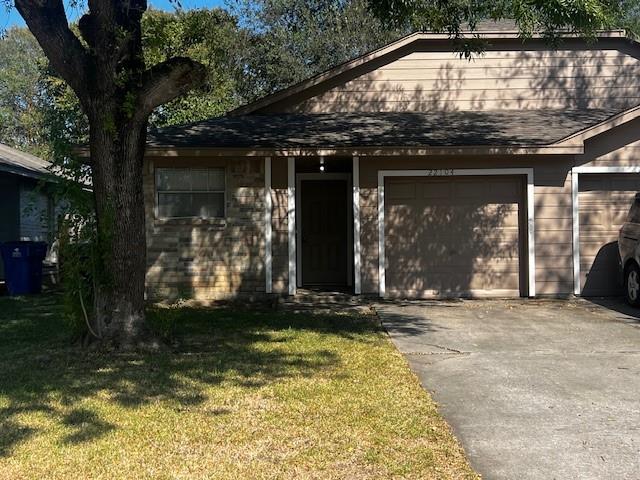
[88,107,153,349]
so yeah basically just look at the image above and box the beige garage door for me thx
[385,176,525,298]
[579,174,640,296]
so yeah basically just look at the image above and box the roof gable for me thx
[231,30,637,115]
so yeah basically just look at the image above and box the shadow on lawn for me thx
[0,294,378,456]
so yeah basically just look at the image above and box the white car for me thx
[619,193,640,306]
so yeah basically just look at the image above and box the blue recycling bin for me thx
[1,241,48,295]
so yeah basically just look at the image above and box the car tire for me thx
[625,262,640,307]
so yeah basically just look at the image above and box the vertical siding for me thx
[260,39,640,114]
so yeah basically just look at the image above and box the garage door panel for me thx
[454,179,520,199]
[420,182,452,199]
[387,271,520,292]
[390,257,520,272]
[387,182,416,200]
[578,174,640,296]
[385,175,524,298]
[580,240,620,259]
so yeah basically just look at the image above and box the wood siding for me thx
[258,39,640,113]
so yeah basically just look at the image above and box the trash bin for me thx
[0,241,48,295]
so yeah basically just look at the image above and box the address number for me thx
[424,169,454,176]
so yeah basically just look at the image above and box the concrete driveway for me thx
[376,299,640,480]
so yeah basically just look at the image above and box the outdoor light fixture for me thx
[319,157,325,172]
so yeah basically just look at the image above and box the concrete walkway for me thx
[377,299,640,480]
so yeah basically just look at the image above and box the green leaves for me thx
[232,0,406,102]
[367,0,622,39]
[0,28,50,157]
[142,8,243,127]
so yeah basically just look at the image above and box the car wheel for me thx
[625,263,640,307]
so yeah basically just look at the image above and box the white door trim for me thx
[571,165,640,295]
[377,168,536,298]
[353,156,361,294]
[296,172,353,288]
[287,157,296,295]
[264,157,272,294]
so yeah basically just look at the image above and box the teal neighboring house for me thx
[0,143,59,280]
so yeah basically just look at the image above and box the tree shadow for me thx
[0,295,378,456]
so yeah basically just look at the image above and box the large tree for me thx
[10,0,207,348]
[0,10,242,158]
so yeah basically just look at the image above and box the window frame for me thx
[154,167,227,220]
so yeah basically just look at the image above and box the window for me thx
[156,168,225,219]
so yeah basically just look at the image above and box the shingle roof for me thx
[0,143,52,179]
[147,109,623,149]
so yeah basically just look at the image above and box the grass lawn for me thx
[0,294,477,480]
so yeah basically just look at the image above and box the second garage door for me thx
[385,176,525,298]
[579,174,640,296]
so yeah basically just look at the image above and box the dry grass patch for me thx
[0,294,477,479]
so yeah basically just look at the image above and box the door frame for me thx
[377,168,536,298]
[296,172,353,289]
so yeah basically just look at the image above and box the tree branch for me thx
[15,0,92,105]
[135,57,207,119]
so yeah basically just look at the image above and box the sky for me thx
[1,0,226,30]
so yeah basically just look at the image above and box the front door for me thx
[299,178,350,287]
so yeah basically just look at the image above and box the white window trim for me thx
[377,168,536,298]
[265,157,272,294]
[571,165,640,295]
[155,167,227,220]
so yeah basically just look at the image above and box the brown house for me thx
[143,29,640,300]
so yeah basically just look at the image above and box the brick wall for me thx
[144,156,266,301]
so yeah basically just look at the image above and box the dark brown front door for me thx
[300,179,349,287]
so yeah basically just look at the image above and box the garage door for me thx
[579,174,640,296]
[385,176,525,298]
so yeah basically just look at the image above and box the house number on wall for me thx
[424,169,454,176]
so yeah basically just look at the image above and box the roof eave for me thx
[143,144,583,157]
[0,163,54,182]
[553,103,640,146]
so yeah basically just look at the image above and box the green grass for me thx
[0,294,477,479]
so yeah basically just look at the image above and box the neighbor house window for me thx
[156,168,225,219]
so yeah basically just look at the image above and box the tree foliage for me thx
[0,28,49,156]
[231,0,406,101]
[142,8,243,127]
[367,0,623,38]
